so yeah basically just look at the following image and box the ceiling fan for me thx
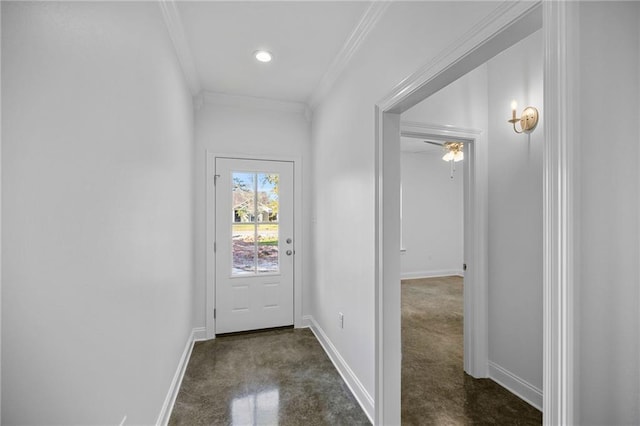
[423,139,444,147]
[424,140,464,161]
[424,139,464,178]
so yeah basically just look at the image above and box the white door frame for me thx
[205,151,304,339]
[375,2,575,425]
[400,121,487,378]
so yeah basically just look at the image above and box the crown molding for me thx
[159,0,201,95]
[199,91,308,116]
[308,1,391,111]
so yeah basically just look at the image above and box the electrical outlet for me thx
[339,312,344,329]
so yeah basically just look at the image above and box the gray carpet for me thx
[402,276,542,425]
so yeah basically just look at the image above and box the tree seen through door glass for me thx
[232,172,279,275]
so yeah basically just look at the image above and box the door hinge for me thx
[463,263,467,271]
[214,308,216,319]
[213,242,216,252]
[213,174,220,185]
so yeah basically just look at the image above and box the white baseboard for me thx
[156,327,206,426]
[488,361,542,411]
[192,326,207,342]
[304,315,374,423]
[301,314,313,328]
[401,269,464,280]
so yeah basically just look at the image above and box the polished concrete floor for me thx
[169,327,370,425]
[402,276,542,425]
[170,277,541,425]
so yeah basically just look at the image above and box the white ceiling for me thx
[177,1,370,103]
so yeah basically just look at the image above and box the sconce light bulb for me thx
[510,100,518,111]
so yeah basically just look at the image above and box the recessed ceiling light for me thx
[254,50,273,63]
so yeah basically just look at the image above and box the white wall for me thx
[486,30,543,399]
[400,151,463,278]
[310,0,501,405]
[193,98,312,328]
[1,2,194,424]
[577,3,640,424]
[401,64,489,130]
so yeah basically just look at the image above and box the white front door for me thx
[215,158,294,334]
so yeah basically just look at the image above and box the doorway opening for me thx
[397,41,543,419]
[399,122,482,379]
[399,130,467,423]
[373,3,562,425]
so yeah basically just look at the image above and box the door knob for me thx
[286,238,292,244]
[286,250,293,256]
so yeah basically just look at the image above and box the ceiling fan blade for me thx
[424,140,444,147]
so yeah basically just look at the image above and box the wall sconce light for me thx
[508,101,539,134]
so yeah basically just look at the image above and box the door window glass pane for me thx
[232,224,255,275]
[257,173,279,223]
[233,173,255,223]
[257,224,279,273]
[231,172,280,276]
